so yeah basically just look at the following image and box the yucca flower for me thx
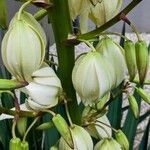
[89,0,122,27]
[96,37,126,87]
[59,125,93,150]
[72,51,112,106]
[94,138,121,150]
[1,11,46,82]
[86,115,112,139]
[68,0,90,20]
[23,66,62,110]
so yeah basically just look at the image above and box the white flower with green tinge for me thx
[1,11,46,82]
[72,51,111,106]
[23,66,62,110]
[59,125,93,150]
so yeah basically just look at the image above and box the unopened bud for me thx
[52,114,73,148]
[17,117,27,137]
[124,40,137,81]
[9,138,21,150]
[115,130,129,150]
[135,87,150,105]
[128,94,139,119]
[135,41,149,84]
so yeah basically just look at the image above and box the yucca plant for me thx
[0,0,149,150]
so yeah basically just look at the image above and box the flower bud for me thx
[21,141,29,150]
[115,130,129,150]
[128,94,139,119]
[97,92,110,110]
[1,11,46,82]
[72,51,112,106]
[59,125,93,150]
[52,114,73,148]
[135,41,149,84]
[89,0,122,27]
[17,117,27,137]
[135,87,150,105]
[124,40,137,81]
[0,79,27,90]
[24,67,62,110]
[9,138,21,150]
[96,38,126,87]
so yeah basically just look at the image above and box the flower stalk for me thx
[48,0,81,125]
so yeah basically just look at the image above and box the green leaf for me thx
[119,22,126,47]
[0,120,9,150]
[43,114,59,149]
[107,83,123,130]
[139,119,150,150]
[139,111,150,123]
[122,85,142,150]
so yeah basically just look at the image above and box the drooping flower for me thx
[68,0,90,20]
[86,115,112,139]
[23,66,62,110]
[96,37,126,87]
[1,11,46,82]
[72,38,126,106]
[89,0,122,27]
[94,138,122,150]
[72,51,112,106]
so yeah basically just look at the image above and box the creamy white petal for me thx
[25,82,59,106]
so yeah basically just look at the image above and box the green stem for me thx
[12,119,17,138]
[130,24,141,41]
[64,100,73,127]
[77,0,142,40]
[18,0,32,20]
[23,117,40,142]
[48,0,81,125]
[0,106,38,117]
[100,32,129,41]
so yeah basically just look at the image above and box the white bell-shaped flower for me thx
[96,38,127,87]
[72,51,113,106]
[59,125,93,150]
[23,67,62,110]
[86,115,112,139]
[89,0,122,27]
[1,11,46,82]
